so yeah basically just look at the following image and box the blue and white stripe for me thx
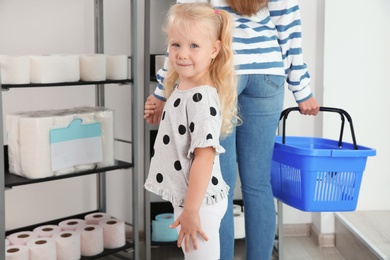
[154,0,312,103]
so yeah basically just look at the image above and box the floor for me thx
[100,236,345,260]
[335,210,390,259]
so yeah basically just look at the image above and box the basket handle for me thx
[279,107,358,150]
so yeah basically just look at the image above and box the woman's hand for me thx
[298,96,320,115]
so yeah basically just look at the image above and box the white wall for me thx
[323,0,390,211]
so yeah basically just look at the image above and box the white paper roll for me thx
[27,237,57,260]
[6,245,29,260]
[77,224,104,257]
[58,54,80,82]
[233,212,245,239]
[0,55,30,84]
[30,55,78,84]
[233,204,242,214]
[85,212,111,225]
[99,218,126,249]
[33,225,61,238]
[7,231,37,246]
[6,238,10,247]
[59,219,86,231]
[106,55,128,80]
[80,54,106,81]
[52,231,81,260]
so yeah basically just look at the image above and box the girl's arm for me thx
[170,146,215,253]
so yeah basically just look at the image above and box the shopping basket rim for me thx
[274,135,376,157]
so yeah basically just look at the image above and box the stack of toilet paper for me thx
[5,213,126,259]
[7,106,115,179]
[0,54,130,84]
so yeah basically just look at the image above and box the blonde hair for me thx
[226,0,268,16]
[163,3,238,137]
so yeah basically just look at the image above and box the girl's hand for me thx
[170,210,208,253]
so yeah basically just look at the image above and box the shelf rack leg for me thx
[0,76,5,258]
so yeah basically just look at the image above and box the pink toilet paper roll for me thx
[59,218,86,231]
[77,224,104,257]
[33,224,61,238]
[7,231,37,246]
[6,245,29,260]
[85,212,111,225]
[27,237,57,260]
[52,231,81,260]
[99,218,126,249]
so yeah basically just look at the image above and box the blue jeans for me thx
[219,74,285,260]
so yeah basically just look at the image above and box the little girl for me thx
[144,3,237,260]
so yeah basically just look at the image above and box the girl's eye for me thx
[190,43,199,48]
[171,43,180,47]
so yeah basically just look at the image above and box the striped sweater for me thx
[154,0,312,103]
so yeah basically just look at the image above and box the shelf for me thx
[5,211,134,260]
[1,79,133,89]
[5,160,133,188]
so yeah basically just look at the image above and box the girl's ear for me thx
[211,40,222,58]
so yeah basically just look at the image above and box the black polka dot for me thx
[163,135,170,144]
[156,173,163,183]
[189,122,195,132]
[193,93,202,102]
[178,125,186,135]
[162,111,166,120]
[210,107,217,116]
[174,98,181,107]
[151,148,155,158]
[206,133,213,140]
[174,160,182,171]
[211,176,218,185]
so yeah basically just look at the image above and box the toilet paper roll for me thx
[58,54,80,82]
[233,204,242,214]
[52,231,81,260]
[59,219,86,231]
[0,55,30,84]
[106,55,128,80]
[33,225,61,238]
[77,224,104,257]
[233,212,245,239]
[6,238,10,247]
[152,213,178,242]
[30,55,78,84]
[27,237,57,260]
[99,218,126,249]
[80,54,106,81]
[7,231,37,246]
[85,212,111,225]
[6,245,29,260]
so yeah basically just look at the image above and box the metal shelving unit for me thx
[0,0,140,258]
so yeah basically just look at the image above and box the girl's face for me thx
[168,23,220,86]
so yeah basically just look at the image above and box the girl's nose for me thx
[177,50,188,60]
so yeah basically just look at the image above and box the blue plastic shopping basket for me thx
[271,107,376,212]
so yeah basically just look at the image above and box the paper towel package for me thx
[7,106,115,179]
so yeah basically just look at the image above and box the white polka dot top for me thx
[144,85,229,206]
